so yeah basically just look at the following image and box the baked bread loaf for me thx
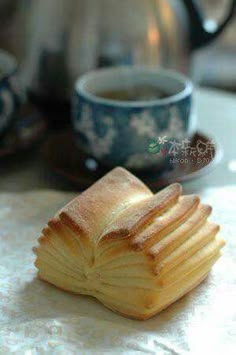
[34,167,225,320]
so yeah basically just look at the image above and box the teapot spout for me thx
[182,0,236,50]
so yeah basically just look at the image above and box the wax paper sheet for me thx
[0,187,236,354]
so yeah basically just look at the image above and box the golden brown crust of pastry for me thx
[58,167,152,239]
[34,167,225,320]
[101,183,182,242]
[148,204,212,261]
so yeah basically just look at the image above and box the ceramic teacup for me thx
[0,50,24,136]
[72,66,195,170]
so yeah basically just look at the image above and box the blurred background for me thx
[192,0,236,92]
[0,0,235,95]
[0,0,235,191]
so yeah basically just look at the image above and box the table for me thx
[0,88,235,193]
[0,88,236,353]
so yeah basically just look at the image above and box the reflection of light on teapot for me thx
[161,0,174,24]
[228,160,236,172]
[147,20,160,64]
[148,26,160,46]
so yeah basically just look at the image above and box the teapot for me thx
[0,0,235,108]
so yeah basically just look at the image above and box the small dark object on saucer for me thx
[0,102,47,158]
[42,130,223,191]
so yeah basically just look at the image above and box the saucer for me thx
[0,102,47,158]
[42,130,223,191]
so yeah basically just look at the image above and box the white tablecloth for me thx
[0,187,236,354]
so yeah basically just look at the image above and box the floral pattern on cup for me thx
[72,67,194,170]
[73,104,117,159]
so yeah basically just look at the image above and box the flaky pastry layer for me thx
[34,167,225,320]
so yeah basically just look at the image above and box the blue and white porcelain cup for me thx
[0,50,24,136]
[72,66,195,170]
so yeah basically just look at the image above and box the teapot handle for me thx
[182,0,236,50]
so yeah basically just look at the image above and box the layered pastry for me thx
[34,167,225,320]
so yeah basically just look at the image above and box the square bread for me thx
[34,167,225,320]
